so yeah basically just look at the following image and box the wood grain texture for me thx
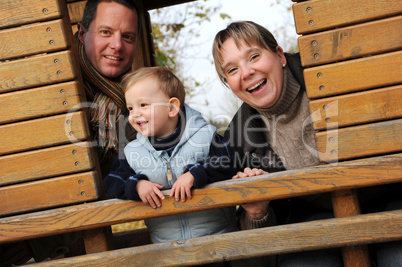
[298,16,402,67]
[304,51,402,99]
[316,119,402,162]
[0,19,71,61]
[31,210,402,266]
[0,142,96,186]
[332,189,371,266]
[0,50,78,93]
[0,0,62,29]
[309,85,402,130]
[0,171,99,216]
[293,0,402,34]
[0,111,90,156]
[67,1,86,24]
[1,154,401,243]
[0,81,85,125]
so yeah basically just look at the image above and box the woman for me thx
[212,21,401,267]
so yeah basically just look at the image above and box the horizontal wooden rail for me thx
[31,210,402,266]
[293,0,402,34]
[0,111,90,156]
[309,85,402,130]
[0,142,96,186]
[298,15,402,67]
[304,50,402,99]
[1,153,401,244]
[316,119,402,162]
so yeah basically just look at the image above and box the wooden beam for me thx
[0,171,99,216]
[32,210,402,266]
[293,0,402,34]
[0,81,85,124]
[0,0,63,29]
[0,50,78,93]
[298,16,402,67]
[0,111,90,156]
[1,154,401,243]
[0,142,96,186]
[309,85,402,130]
[304,51,402,99]
[316,119,402,162]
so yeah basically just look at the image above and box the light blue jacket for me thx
[124,104,236,243]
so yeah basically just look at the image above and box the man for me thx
[1,1,139,264]
[76,0,139,175]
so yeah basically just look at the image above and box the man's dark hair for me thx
[81,0,140,30]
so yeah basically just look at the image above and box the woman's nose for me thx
[241,64,255,80]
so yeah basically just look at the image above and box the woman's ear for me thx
[168,97,181,118]
[276,46,287,66]
[77,23,86,45]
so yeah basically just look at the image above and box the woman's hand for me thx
[137,180,165,208]
[170,172,195,202]
[232,167,267,179]
[233,167,269,220]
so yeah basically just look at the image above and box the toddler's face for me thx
[125,77,176,139]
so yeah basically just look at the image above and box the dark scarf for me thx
[74,33,127,161]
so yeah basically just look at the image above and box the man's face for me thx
[78,2,138,78]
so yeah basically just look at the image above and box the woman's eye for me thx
[250,54,260,61]
[227,67,237,75]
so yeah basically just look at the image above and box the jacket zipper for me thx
[166,161,173,182]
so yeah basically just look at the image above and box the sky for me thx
[150,0,299,123]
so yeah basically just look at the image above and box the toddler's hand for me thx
[170,172,194,202]
[137,180,164,208]
[232,167,267,179]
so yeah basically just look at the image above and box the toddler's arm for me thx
[104,152,148,201]
[170,172,195,202]
[136,180,165,208]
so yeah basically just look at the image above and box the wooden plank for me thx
[67,1,86,24]
[0,81,85,125]
[0,111,90,156]
[304,51,402,99]
[0,19,71,61]
[0,0,63,29]
[0,153,400,243]
[309,85,402,130]
[144,0,196,10]
[316,119,402,162]
[30,210,402,267]
[83,228,111,254]
[0,171,99,216]
[293,0,402,34]
[0,50,78,93]
[0,142,96,186]
[331,189,371,266]
[298,16,402,67]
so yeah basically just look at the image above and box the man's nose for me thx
[110,34,123,50]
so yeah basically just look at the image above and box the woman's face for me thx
[220,38,286,109]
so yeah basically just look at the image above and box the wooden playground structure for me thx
[0,0,401,266]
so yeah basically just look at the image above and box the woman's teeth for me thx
[247,79,266,93]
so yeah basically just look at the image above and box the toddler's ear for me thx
[168,97,180,117]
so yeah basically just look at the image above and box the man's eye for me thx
[100,30,110,35]
[123,34,136,43]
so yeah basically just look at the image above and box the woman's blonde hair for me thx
[212,21,279,86]
[122,66,185,108]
